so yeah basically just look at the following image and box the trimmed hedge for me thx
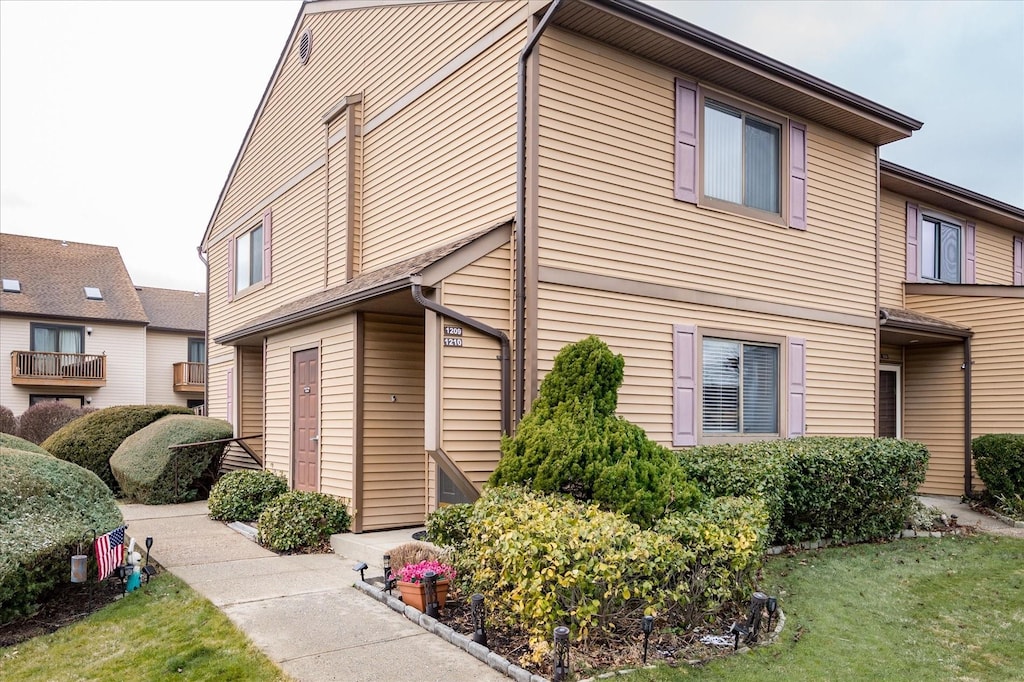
[0,433,51,456]
[208,470,288,521]
[0,406,17,435]
[42,404,192,492]
[1,449,122,623]
[680,437,929,544]
[110,415,232,504]
[973,433,1024,501]
[257,491,352,552]
[17,401,93,445]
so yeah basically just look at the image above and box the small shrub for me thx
[0,433,51,456]
[257,491,351,552]
[426,503,472,551]
[386,540,444,572]
[973,433,1024,502]
[0,406,17,435]
[17,401,92,445]
[1,449,122,623]
[43,404,192,492]
[110,416,232,504]
[208,470,288,521]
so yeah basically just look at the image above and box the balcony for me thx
[11,351,106,387]
[173,361,206,393]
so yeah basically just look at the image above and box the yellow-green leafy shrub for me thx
[425,502,472,551]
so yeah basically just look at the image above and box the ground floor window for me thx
[702,338,779,435]
[29,394,84,407]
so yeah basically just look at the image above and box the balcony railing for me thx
[173,361,206,392]
[10,351,107,387]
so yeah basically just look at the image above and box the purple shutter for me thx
[964,222,976,284]
[905,203,919,282]
[787,337,806,437]
[262,208,273,284]
[1014,236,1023,286]
[672,324,697,446]
[788,121,807,230]
[674,78,698,204]
[226,368,234,429]
[227,236,235,302]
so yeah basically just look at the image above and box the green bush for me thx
[0,405,17,435]
[681,437,929,544]
[973,433,1024,502]
[0,432,51,456]
[425,503,472,550]
[208,470,288,521]
[1,449,122,623]
[110,416,232,504]
[17,401,93,444]
[257,491,351,552]
[42,404,192,492]
[490,336,700,527]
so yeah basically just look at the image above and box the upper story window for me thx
[227,208,272,301]
[920,216,961,283]
[188,337,206,364]
[31,323,84,354]
[674,79,807,230]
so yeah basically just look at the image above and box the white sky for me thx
[2,0,1021,293]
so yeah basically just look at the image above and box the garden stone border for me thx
[987,508,1024,529]
[353,579,786,680]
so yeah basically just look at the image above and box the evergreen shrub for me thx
[0,433,51,456]
[208,469,288,521]
[257,491,351,552]
[972,433,1024,501]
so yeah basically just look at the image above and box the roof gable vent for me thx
[2,278,21,293]
[84,287,103,300]
[298,29,312,65]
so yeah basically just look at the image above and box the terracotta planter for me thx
[396,579,450,612]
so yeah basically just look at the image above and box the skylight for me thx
[2,278,21,293]
[84,287,103,300]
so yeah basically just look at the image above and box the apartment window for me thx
[906,204,975,283]
[30,395,85,407]
[702,338,779,435]
[703,101,781,214]
[31,323,84,354]
[188,337,206,364]
[228,209,272,300]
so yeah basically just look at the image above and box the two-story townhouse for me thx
[202,0,933,532]
[0,234,208,414]
[878,161,1024,497]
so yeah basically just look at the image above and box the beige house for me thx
[0,234,207,414]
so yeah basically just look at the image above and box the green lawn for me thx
[630,534,1024,682]
[0,573,289,682]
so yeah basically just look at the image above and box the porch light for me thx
[553,626,570,682]
[641,614,654,664]
[423,570,440,618]
[471,593,487,645]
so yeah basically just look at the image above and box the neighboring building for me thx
[0,233,207,414]
[878,161,1024,495]
[202,0,1019,531]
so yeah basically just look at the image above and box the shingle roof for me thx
[880,307,972,337]
[0,234,148,324]
[136,287,206,333]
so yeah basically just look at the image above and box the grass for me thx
[0,573,289,682]
[629,534,1024,682]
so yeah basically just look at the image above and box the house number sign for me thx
[444,326,463,347]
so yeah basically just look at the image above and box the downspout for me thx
[198,245,209,414]
[515,0,563,425]
[963,337,973,498]
[410,277,511,437]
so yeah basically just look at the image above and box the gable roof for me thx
[0,233,149,324]
[136,286,207,333]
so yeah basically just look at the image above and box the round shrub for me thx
[1,449,122,623]
[0,405,17,435]
[110,415,232,504]
[42,404,192,492]
[208,470,288,521]
[0,432,51,456]
[17,401,93,445]
[257,491,351,552]
[425,503,472,551]
[973,433,1024,501]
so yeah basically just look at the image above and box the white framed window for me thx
[235,223,264,292]
[703,100,781,215]
[920,216,961,283]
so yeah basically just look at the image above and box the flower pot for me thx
[396,579,449,612]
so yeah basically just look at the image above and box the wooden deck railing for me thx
[10,351,106,386]
[173,361,206,391]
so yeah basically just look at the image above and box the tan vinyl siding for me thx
[205,356,232,428]
[537,283,876,445]
[536,28,878,319]
[325,112,349,288]
[238,345,264,462]
[974,222,1021,285]
[879,190,907,307]
[438,244,512,497]
[879,344,903,363]
[264,315,356,498]
[904,343,965,496]
[361,313,425,530]
[145,331,195,406]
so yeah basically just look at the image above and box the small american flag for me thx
[94,525,127,581]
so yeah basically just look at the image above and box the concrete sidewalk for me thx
[918,495,1024,538]
[119,502,506,682]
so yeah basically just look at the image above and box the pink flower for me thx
[397,559,456,584]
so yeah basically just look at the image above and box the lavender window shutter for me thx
[1014,236,1023,286]
[262,208,273,284]
[226,368,234,428]
[227,237,236,302]
[788,121,807,230]
[787,337,806,437]
[674,78,698,204]
[964,222,976,284]
[905,203,919,282]
[672,324,697,446]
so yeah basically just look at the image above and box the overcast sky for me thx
[2,0,1021,293]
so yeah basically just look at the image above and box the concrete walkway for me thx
[119,502,506,682]
[918,495,1024,538]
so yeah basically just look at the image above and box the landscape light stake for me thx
[766,596,778,633]
[641,614,654,664]
[353,561,368,582]
[471,593,488,645]
[142,536,156,582]
[423,570,440,618]
[745,592,769,643]
[383,554,396,594]
[553,626,570,682]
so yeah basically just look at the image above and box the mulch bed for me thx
[0,578,129,648]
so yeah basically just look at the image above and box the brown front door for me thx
[293,348,319,491]
[879,366,900,439]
